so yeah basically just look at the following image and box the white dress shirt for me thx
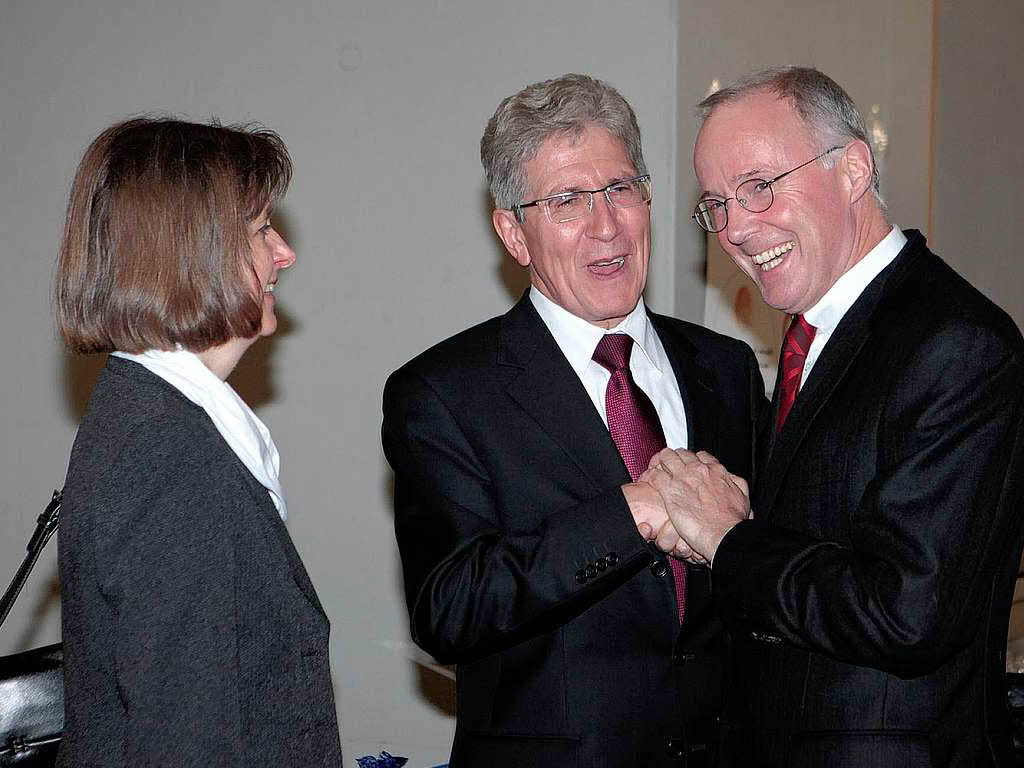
[801,226,907,387]
[530,288,689,451]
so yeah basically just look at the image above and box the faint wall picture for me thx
[702,234,789,396]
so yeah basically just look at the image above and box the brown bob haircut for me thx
[56,117,292,354]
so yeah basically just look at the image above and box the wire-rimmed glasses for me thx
[514,175,652,224]
[692,146,843,233]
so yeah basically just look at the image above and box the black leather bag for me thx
[0,490,63,767]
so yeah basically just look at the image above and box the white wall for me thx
[0,1,681,763]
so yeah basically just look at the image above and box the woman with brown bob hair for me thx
[54,118,342,767]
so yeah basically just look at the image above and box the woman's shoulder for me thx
[79,357,224,447]
[68,359,242,515]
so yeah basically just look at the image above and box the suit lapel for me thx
[501,295,631,487]
[756,234,926,515]
[649,313,723,456]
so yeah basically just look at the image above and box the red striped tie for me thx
[776,314,816,432]
[593,334,686,623]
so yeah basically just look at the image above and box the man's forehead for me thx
[696,97,811,179]
[527,127,635,192]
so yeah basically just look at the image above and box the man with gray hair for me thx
[645,66,1024,765]
[383,73,763,767]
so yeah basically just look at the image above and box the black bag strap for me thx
[0,489,62,631]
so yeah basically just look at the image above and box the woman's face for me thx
[248,208,296,338]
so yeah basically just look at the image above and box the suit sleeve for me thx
[382,367,654,665]
[713,319,1024,676]
[97,445,245,766]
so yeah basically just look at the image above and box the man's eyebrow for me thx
[730,167,772,184]
[699,167,773,199]
[548,184,584,196]
[548,175,634,196]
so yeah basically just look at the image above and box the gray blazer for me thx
[57,356,342,767]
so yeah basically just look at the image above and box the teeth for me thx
[751,241,794,268]
[593,257,625,267]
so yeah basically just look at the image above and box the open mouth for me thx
[751,241,794,272]
[588,256,626,274]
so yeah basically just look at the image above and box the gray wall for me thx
[0,1,681,762]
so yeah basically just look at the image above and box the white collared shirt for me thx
[529,288,689,451]
[801,226,907,387]
[111,348,287,520]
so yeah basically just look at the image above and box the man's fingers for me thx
[695,450,720,466]
[672,449,701,465]
[647,447,677,470]
[654,519,680,553]
[731,474,750,498]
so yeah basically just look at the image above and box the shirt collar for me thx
[529,287,661,378]
[804,225,906,332]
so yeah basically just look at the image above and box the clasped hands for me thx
[623,449,751,566]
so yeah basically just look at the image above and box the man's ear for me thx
[492,209,531,267]
[840,139,875,205]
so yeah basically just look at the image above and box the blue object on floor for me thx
[355,751,408,768]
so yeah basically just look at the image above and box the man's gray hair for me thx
[698,66,883,204]
[481,73,647,212]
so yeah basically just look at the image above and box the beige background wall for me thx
[1,0,1021,763]
[932,0,1024,327]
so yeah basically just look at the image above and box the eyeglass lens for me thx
[694,179,772,232]
[545,177,651,223]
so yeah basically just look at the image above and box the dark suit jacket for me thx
[57,357,342,767]
[713,231,1024,767]
[382,295,763,768]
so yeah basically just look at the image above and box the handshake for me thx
[622,449,752,566]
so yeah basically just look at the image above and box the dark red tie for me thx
[776,314,816,432]
[593,334,686,623]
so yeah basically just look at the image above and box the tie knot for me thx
[784,314,816,357]
[592,333,634,372]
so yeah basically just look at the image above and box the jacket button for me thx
[584,563,598,579]
[606,552,619,565]
[665,737,685,760]
[650,559,668,578]
[575,569,587,584]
